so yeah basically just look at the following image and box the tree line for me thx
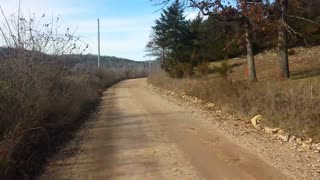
[146,0,320,81]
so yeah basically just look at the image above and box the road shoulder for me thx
[148,82,320,179]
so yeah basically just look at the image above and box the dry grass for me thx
[208,46,320,81]
[0,52,134,179]
[149,46,320,142]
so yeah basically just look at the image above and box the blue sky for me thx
[0,0,197,61]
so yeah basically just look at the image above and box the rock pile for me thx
[250,115,320,153]
[149,84,320,155]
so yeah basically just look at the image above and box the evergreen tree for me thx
[151,0,194,77]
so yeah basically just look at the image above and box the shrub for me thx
[214,61,232,77]
[0,53,132,179]
[288,49,296,55]
[194,63,209,78]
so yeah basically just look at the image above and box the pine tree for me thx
[151,0,193,77]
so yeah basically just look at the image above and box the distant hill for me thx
[0,47,159,75]
[77,54,148,69]
[64,54,161,74]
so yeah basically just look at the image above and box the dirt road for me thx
[40,78,290,180]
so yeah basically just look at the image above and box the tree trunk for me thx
[245,20,257,82]
[161,48,165,68]
[277,0,290,79]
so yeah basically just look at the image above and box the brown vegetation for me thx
[148,46,320,143]
[0,11,147,179]
[0,51,135,179]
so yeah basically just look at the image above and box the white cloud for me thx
[185,9,208,20]
[186,11,199,20]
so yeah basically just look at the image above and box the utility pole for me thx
[149,58,151,74]
[97,18,101,69]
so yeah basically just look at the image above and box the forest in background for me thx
[147,0,320,79]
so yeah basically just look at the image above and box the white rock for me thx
[306,138,313,144]
[264,127,284,135]
[278,129,285,135]
[302,143,311,150]
[206,103,215,108]
[289,135,296,142]
[251,115,262,129]
[264,127,274,134]
[302,143,308,148]
[296,138,302,145]
[278,134,290,142]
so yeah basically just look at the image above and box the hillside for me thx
[74,54,148,69]
[0,48,150,76]
[149,45,320,142]
[61,54,152,78]
[208,46,320,81]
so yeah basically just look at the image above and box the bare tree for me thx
[0,6,88,57]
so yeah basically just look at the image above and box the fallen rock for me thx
[205,103,215,108]
[264,127,283,134]
[264,127,274,134]
[302,142,308,148]
[289,135,296,142]
[306,138,313,144]
[251,115,262,129]
[302,143,311,150]
[278,134,290,142]
[296,138,303,145]
[278,129,285,135]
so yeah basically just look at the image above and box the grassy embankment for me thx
[149,46,320,142]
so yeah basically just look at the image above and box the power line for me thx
[97,18,100,69]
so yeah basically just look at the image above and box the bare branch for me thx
[287,15,320,25]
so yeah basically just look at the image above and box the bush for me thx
[214,61,232,77]
[288,49,296,55]
[194,63,209,78]
[0,53,132,179]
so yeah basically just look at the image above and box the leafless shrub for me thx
[0,6,88,56]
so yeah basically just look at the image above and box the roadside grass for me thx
[148,47,320,143]
[0,53,136,179]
